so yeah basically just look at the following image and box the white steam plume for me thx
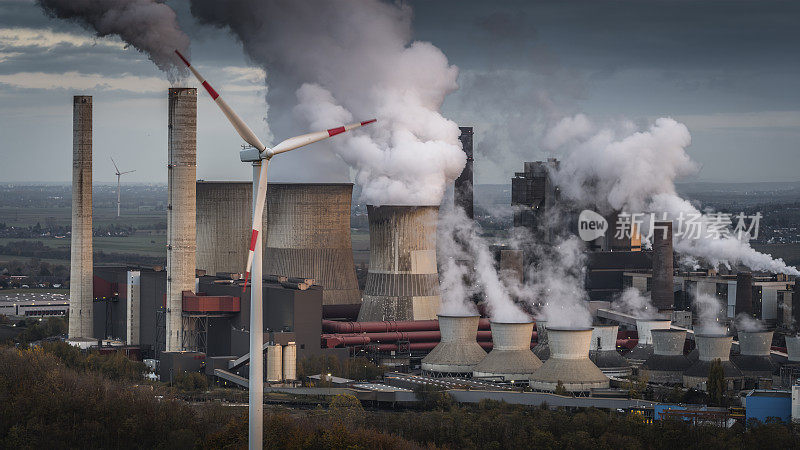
[693,293,727,335]
[547,115,799,275]
[37,0,190,79]
[612,287,661,320]
[734,313,764,332]
[189,0,465,206]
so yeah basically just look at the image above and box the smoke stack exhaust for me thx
[652,221,674,311]
[454,126,473,219]
[68,95,93,340]
[166,88,197,352]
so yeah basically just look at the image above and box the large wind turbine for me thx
[175,50,375,450]
[111,157,135,217]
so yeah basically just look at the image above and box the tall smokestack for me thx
[652,221,674,311]
[735,272,753,316]
[166,88,197,352]
[68,95,93,340]
[454,126,473,219]
[357,205,441,321]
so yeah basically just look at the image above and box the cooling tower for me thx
[530,328,609,392]
[196,181,252,275]
[422,315,487,375]
[625,319,672,365]
[787,335,800,362]
[264,183,361,306]
[68,95,94,341]
[473,322,542,381]
[166,88,197,352]
[589,325,632,377]
[641,329,690,384]
[683,334,743,389]
[357,205,441,321]
[731,330,777,379]
[735,272,753,316]
[652,221,674,311]
[533,320,550,361]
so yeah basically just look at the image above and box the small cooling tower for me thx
[731,330,777,379]
[421,315,486,375]
[683,334,743,389]
[641,329,691,384]
[625,319,672,366]
[473,322,542,382]
[589,325,632,377]
[533,320,550,361]
[358,205,441,321]
[530,328,609,392]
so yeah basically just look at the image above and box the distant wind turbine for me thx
[111,157,135,217]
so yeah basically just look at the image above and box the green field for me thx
[0,235,166,265]
[0,206,165,228]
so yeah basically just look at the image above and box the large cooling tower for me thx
[357,205,441,321]
[589,325,632,377]
[530,328,609,392]
[652,221,674,311]
[533,320,550,361]
[641,329,691,384]
[731,330,777,379]
[264,183,361,306]
[683,334,743,389]
[625,319,672,365]
[421,315,486,375]
[473,322,542,381]
[787,335,800,362]
[166,88,197,352]
[196,181,252,275]
[68,95,93,341]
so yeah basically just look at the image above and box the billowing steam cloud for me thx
[547,115,799,275]
[734,313,764,332]
[693,293,727,335]
[612,287,661,320]
[37,0,190,79]
[189,0,465,206]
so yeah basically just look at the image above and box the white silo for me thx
[530,328,609,392]
[473,322,541,382]
[641,329,691,384]
[683,334,743,389]
[625,318,672,366]
[589,325,632,377]
[282,342,297,381]
[266,343,283,383]
[422,315,487,376]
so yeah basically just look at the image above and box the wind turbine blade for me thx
[120,170,136,175]
[175,50,266,152]
[269,119,376,157]
[242,162,269,291]
[110,157,120,173]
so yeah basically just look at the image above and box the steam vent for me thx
[530,328,609,392]
[731,330,778,380]
[421,315,486,375]
[589,325,632,377]
[533,320,550,361]
[625,319,672,366]
[683,334,743,389]
[358,205,441,321]
[640,329,691,384]
[473,322,541,381]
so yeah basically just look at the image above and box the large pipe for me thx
[166,88,197,352]
[454,126,473,219]
[322,318,493,333]
[68,95,93,340]
[651,221,674,311]
[735,272,753,316]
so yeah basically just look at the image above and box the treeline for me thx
[0,241,164,266]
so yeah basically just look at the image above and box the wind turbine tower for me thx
[111,157,135,217]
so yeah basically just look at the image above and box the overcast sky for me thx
[1,0,798,184]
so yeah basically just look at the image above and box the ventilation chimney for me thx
[652,221,674,311]
[683,334,743,389]
[589,325,632,377]
[530,328,609,392]
[422,315,486,375]
[473,322,542,382]
[625,319,672,366]
[533,320,550,361]
[787,335,800,362]
[454,126,474,219]
[358,205,441,321]
[68,95,94,342]
[731,330,777,380]
[641,329,690,384]
[166,88,197,352]
[735,272,753,316]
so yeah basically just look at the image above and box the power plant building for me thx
[511,159,560,240]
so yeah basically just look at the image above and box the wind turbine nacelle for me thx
[240,147,263,162]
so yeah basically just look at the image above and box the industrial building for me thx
[511,159,560,241]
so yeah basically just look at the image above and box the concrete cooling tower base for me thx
[422,315,486,375]
[683,334,742,389]
[473,322,541,382]
[530,328,609,392]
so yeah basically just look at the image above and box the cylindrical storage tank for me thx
[282,343,297,381]
[731,330,776,379]
[787,336,800,362]
[652,221,674,311]
[166,88,197,352]
[641,329,690,384]
[530,328,609,392]
[422,315,486,375]
[264,183,361,306]
[69,95,94,341]
[533,320,550,361]
[196,182,252,275]
[589,325,632,377]
[473,322,541,381]
[358,205,441,321]
[625,319,672,365]
[683,334,742,389]
[266,344,283,382]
